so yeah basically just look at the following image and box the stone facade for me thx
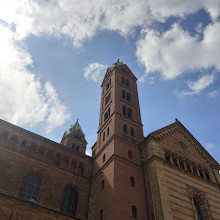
[0,61,219,220]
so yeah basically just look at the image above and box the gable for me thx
[149,119,219,167]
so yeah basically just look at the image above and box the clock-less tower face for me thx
[89,61,147,220]
[94,60,144,155]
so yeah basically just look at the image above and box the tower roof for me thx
[111,59,124,67]
[66,119,85,136]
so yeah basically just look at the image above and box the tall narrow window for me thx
[103,154,106,162]
[122,90,126,98]
[101,180,104,190]
[130,176,135,187]
[127,108,132,118]
[60,187,78,217]
[72,143,75,150]
[18,173,41,201]
[123,124,127,134]
[104,112,108,121]
[132,206,137,218]
[21,140,27,147]
[128,150,133,159]
[126,79,130,87]
[131,128,134,136]
[100,209,103,220]
[122,106,127,116]
[103,132,105,142]
[205,172,210,181]
[107,127,109,136]
[194,200,203,220]
[76,146,79,151]
[121,77,125,84]
[127,93,131,101]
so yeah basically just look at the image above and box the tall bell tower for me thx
[90,60,147,220]
[95,59,144,154]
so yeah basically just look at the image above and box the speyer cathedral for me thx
[0,60,220,220]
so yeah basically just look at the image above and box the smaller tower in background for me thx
[60,119,87,154]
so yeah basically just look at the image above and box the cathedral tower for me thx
[61,120,87,154]
[95,59,144,154]
[90,60,147,220]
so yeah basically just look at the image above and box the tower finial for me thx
[77,118,79,123]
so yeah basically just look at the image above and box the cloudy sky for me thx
[0,0,219,161]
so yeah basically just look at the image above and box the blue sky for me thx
[0,1,219,163]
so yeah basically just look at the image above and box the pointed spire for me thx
[66,119,85,136]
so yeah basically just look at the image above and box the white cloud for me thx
[0,24,69,132]
[1,0,220,46]
[206,90,219,98]
[0,0,220,133]
[181,74,215,96]
[136,22,220,92]
[84,62,107,82]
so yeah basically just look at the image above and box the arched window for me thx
[128,150,132,159]
[132,205,137,218]
[126,79,130,87]
[130,176,135,187]
[9,135,18,145]
[100,209,103,220]
[18,173,41,201]
[127,108,132,118]
[106,83,109,91]
[194,200,203,220]
[187,185,212,220]
[205,172,210,181]
[123,124,127,134]
[60,187,78,217]
[21,139,27,147]
[76,146,79,151]
[130,128,134,137]
[127,93,131,101]
[122,106,127,116]
[122,90,126,98]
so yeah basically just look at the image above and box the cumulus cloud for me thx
[136,22,220,95]
[0,0,220,132]
[0,24,69,132]
[181,74,215,96]
[84,62,107,82]
[137,23,220,80]
[1,0,220,46]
